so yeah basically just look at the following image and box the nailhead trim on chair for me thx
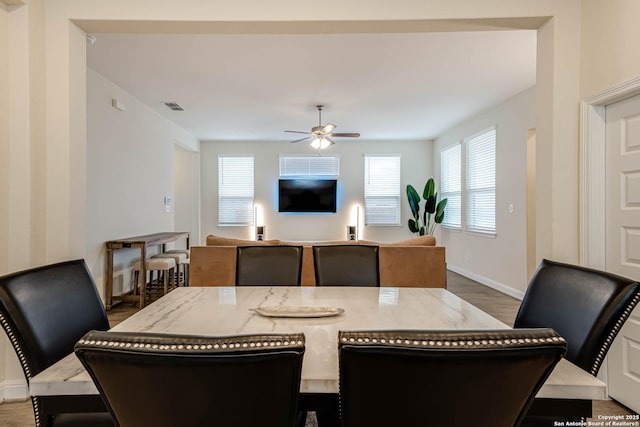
[591,290,640,376]
[0,312,32,378]
[77,331,306,354]
[0,311,42,427]
[339,329,566,350]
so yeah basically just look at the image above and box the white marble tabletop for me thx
[30,287,606,400]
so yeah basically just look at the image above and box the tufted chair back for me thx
[338,328,566,427]
[514,259,640,375]
[75,331,305,427]
[313,245,379,287]
[236,245,303,286]
[0,259,112,427]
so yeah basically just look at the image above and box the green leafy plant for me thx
[406,178,447,235]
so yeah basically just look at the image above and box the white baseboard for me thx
[0,379,28,403]
[447,264,525,301]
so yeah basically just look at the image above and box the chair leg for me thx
[174,265,181,289]
[165,267,175,295]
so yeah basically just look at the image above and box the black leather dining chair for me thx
[75,330,306,427]
[338,328,567,427]
[514,259,640,427]
[0,259,113,427]
[236,245,304,286]
[514,259,640,376]
[313,245,379,286]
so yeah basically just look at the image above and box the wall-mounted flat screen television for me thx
[278,179,337,213]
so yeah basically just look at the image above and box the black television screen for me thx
[278,179,337,213]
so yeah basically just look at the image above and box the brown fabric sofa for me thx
[190,235,446,288]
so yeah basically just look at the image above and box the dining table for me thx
[29,286,606,422]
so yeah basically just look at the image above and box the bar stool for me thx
[133,257,176,303]
[164,249,190,284]
[152,252,188,287]
[182,257,190,286]
[164,249,190,258]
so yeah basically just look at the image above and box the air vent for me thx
[163,102,184,111]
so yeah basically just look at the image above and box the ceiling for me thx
[86,30,536,142]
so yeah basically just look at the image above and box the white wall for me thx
[0,4,9,276]
[201,140,432,243]
[0,0,589,401]
[0,0,44,402]
[581,0,640,98]
[434,87,535,298]
[174,145,201,246]
[86,69,199,297]
[30,0,582,265]
[0,2,9,402]
[1,0,586,268]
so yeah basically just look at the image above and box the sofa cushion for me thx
[279,240,359,246]
[205,234,281,246]
[358,235,436,247]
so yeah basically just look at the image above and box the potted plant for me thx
[406,178,447,235]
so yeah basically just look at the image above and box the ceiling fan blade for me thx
[285,130,311,135]
[330,132,360,138]
[290,136,312,144]
[325,136,336,145]
[321,124,336,134]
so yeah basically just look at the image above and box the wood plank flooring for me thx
[0,272,636,426]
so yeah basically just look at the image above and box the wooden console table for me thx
[105,232,190,310]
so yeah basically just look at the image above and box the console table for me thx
[105,232,190,310]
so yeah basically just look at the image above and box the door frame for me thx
[580,76,640,269]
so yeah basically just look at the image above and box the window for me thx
[364,155,401,225]
[466,128,496,234]
[218,156,254,226]
[279,155,340,177]
[440,144,462,229]
[440,127,496,235]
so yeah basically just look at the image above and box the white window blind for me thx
[466,128,496,234]
[364,155,401,226]
[279,155,340,177]
[218,156,254,226]
[440,144,462,229]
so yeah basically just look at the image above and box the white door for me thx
[605,94,640,413]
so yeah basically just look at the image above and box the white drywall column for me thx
[535,14,581,264]
[0,0,40,401]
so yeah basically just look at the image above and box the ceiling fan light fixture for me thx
[285,105,360,149]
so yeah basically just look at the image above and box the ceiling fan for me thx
[285,105,360,150]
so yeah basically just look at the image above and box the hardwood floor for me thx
[0,273,636,426]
